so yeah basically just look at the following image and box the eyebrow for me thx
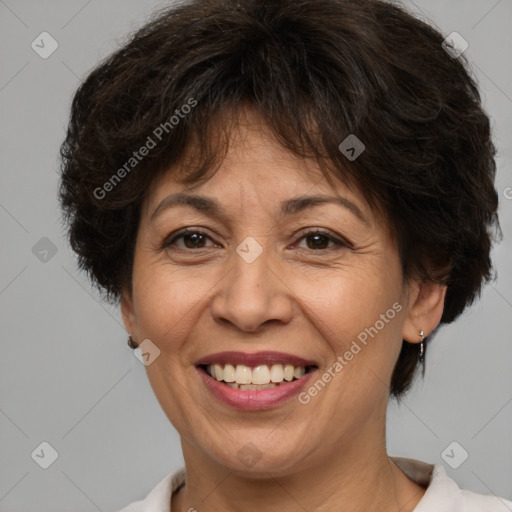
[150,192,368,225]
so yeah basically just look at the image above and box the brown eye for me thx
[163,230,216,250]
[304,233,331,250]
[295,230,348,251]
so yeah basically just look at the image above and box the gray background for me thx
[0,0,511,510]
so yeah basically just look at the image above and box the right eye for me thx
[162,229,219,250]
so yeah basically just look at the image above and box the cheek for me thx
[296,265,402,338]
[131,261,222,342]
[291,265,405,389]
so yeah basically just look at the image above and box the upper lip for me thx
[195,351,318,368]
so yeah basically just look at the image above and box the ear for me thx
[402,279,447,343]
[120,287,137,339]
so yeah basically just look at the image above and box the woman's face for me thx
[122,112,439,476]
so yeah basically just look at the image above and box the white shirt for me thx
[117,457,512,511]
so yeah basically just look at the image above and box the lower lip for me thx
[197,367,317,410]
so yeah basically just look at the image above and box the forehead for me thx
[143,110,376,226]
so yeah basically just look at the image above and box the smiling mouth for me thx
[197,363,318,390]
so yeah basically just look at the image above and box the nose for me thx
[210,243,294,333]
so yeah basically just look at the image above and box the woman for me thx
[59,0,510,510]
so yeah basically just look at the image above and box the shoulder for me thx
[391,456,512,511]
[115,466,186,512]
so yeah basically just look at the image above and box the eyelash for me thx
[162,228,350,252]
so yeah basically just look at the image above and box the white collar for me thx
[119,456,512,511]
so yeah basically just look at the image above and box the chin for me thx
[202,436,315,478]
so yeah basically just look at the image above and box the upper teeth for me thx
[206,364,307,384]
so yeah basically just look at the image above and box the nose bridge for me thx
[210,236,293,331]
[233,236,270,290]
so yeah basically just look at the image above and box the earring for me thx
[418,330,425,363]
[127,335,138,349]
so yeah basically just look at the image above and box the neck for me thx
[172,427,426,512]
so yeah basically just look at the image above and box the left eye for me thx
[294,231,346,251]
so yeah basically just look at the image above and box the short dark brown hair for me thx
[59,0,500,397]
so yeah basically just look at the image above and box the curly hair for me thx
[59,0,500,397]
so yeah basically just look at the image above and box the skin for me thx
[121,108,447,512]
